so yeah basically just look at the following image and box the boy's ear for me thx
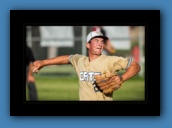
[86,43,90,49]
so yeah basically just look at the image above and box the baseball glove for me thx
[94,72,122,94]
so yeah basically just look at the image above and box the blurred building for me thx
[27,26,93,59]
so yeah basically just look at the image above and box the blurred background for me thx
[26,26,145,101]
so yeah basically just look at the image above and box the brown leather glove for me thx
[94,72,123,94]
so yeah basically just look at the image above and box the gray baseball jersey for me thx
[69,54,132,101]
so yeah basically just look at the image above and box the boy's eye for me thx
[93,39,98,42]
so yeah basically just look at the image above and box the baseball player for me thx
[32,31,140,101]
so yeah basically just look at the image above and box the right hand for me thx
[32,60,43,74]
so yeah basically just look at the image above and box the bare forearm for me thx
[32,55,70,74]
[121,61,141,82]
[42,55,70,67]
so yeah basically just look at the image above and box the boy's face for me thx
[87,37,105,55]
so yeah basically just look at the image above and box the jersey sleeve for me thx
[108,56,133,73]
[68,54,83,69]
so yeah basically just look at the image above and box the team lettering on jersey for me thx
[80,71,101,82]
[80,71,102,92]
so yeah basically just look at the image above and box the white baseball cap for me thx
[86,31,108,43]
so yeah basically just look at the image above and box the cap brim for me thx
[89,35,109,42]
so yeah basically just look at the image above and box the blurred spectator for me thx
[132,45,140,63]
[26,44,38,101]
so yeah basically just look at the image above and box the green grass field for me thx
[26,65,145,101]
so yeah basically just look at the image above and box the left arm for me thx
[95,60,141,94]
[108,61,140,92]
[121,61,141,82]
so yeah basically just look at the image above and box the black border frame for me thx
[10,10,160,116]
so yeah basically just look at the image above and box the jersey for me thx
[69,54,132,101]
